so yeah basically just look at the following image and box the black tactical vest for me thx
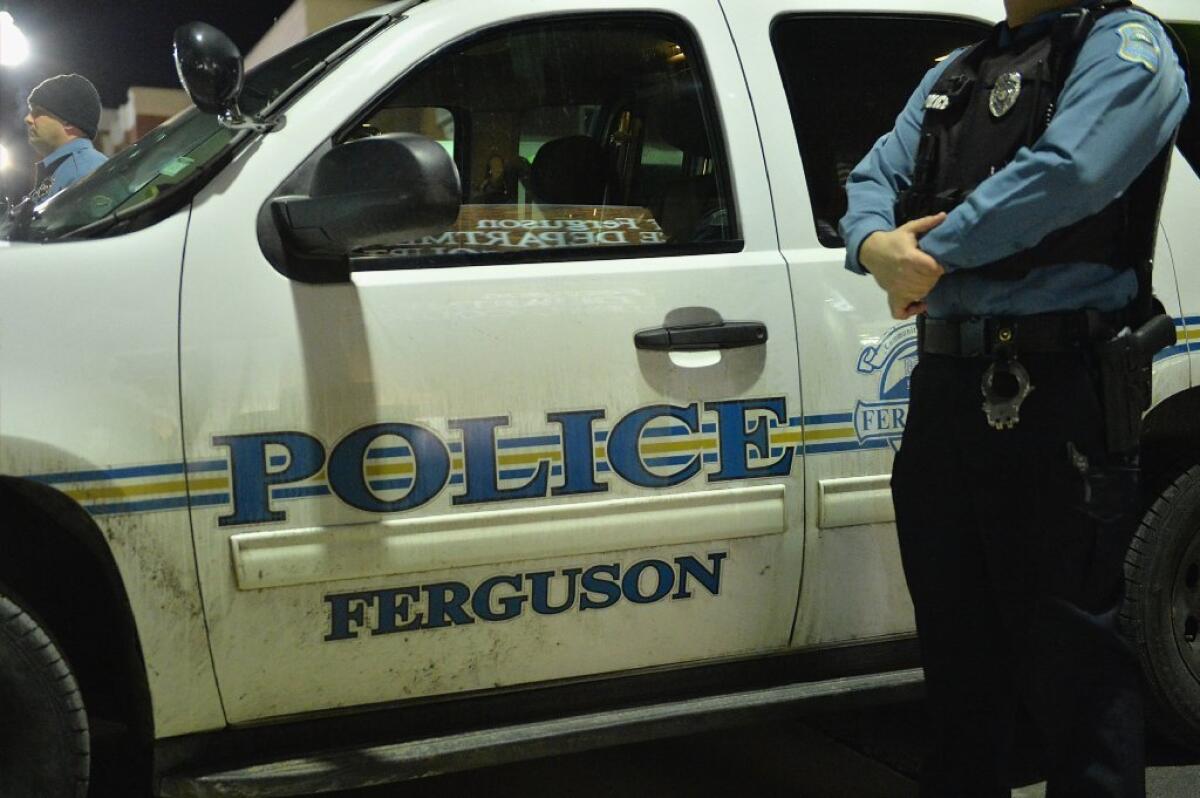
[28,153,69,205]
[895,0,1175,287]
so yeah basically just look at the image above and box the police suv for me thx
[1,1,1198,795]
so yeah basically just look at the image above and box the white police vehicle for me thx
[1,1,1198,795]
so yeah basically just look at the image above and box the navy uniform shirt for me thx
[840,5,1190,318]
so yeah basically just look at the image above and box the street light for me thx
[0,11,30,67]
[0,6,29,200]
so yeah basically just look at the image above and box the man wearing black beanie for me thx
[22,74,107,204]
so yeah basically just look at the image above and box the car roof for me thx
[344,0,430,23]
[340,0,1197,26]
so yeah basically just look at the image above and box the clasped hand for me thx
[860,213,947,320]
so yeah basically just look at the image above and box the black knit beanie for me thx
[28,74,102,139]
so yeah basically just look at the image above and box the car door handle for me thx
[634,321,768,352]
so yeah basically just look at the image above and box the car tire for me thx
[1122,464,1200,749]
[0,586,90,797]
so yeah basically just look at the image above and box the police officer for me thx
[840,1,1189,795]
[22,74,107,204]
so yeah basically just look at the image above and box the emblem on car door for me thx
[854,323,918,451]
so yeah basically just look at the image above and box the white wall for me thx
[246,0,309,69]
[245,0,383,69]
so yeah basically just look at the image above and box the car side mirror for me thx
[174,22,277,132]
[173,22,245,116]
[269,133,462,283]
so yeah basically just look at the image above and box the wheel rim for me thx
[1173,528,1200,683]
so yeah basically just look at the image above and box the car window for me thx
[319,15,739,267]
[1168,21,1199,178]
[772,15,991,247]
[355,106,456,157]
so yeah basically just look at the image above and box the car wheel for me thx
[0,586,90,797]
[1123,464,1200,749]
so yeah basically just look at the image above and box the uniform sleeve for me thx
[918,13,1191,271]
[840,55,960,275]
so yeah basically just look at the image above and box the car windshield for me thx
[2,17,379,243]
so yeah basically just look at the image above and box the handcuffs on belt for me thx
[980,352,1034,430]
[918,315,1080,432]
[920,312,1176,444]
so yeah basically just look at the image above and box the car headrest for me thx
[531,136,610,205]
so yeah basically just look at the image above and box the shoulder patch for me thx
[1116,22,1161,74]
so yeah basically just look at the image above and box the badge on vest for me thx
[1117,22,1161,74]
[989,72,1022,118]
[924,94,951,111]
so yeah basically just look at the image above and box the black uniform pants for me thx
[891,350,1145,797]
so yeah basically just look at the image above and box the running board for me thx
[158,667,924,798]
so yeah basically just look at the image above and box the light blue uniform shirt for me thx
[37,138,107,198]
[840,5,1190,318]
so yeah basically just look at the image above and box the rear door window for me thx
[771,15,991,247]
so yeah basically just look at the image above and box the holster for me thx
[1092,314,1176,455]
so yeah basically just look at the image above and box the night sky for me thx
[1,0,293,193]
[5,0,294,105]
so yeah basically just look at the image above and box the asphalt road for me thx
[322,701,1200,797]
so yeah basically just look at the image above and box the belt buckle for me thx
[960,317,986,357]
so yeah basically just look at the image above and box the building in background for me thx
[93,0,378,155]
[97,86,191,154]
[247,0,381,67]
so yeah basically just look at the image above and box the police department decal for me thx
[855,323,917,450]
[325,552,727,640]
[989,72,1022,118]
[210,397,796,527]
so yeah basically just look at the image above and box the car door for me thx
[724,1,998,647]
[726,0,1186,649]
[180,0,806,724]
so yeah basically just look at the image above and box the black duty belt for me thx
[917,310,1121,357]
